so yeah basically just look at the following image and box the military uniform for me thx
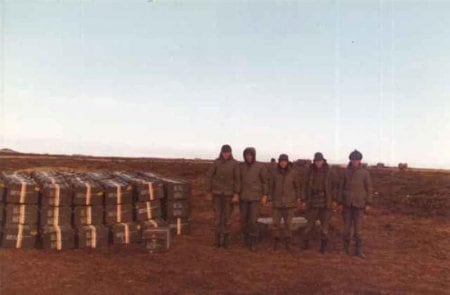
[207,159,240,232]
[269,160,300,247]
[303,161,334,252]
[337,150,373,257]
[238,147,268,250]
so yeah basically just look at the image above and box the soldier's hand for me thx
[206,192,213,200]
[261,195,268,206]
[336,204,343,213]
[365,205,371,213]
[231,194,240,204]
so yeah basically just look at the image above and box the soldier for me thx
[269,154,301,250]
[206,144,240,248]
[337,150,373,258]
[302,152,334,254]
[238,147,268,251]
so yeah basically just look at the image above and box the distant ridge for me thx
[0,148,20,154]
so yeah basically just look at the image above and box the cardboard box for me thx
[5,204,39,225]
[1,224,38,248]
[104,204,133,224]
[135,201,162,221]
[77,224,109,249]
[73,205,104,227]
[111,222,140,245]
[41,225,75,250]
[40,206,72,227]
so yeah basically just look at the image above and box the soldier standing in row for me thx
[302,152,335,254]
[337,150,373,258]
[238,147,268,251]
[269,154,301,250]
[206,144,240,248]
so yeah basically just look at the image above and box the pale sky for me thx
[1,0,449,168]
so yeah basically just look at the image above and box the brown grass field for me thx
[0,153,449,294]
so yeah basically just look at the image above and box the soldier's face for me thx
[314,160,324,168]
[222,151,231,160]
[351,159,361,167]
[245,153,254,163]
[279,160,288,169]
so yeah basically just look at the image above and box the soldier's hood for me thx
[243,147,256,163]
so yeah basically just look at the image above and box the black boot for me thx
[343,239,350,255]
[223,234,230,249]
[284,238,291,251]
[355,240,365,258]
[250,237,257,252]
[215,234,222,248]
[302,240,309,250]
[320,239,328,254]
[273,238,280,251]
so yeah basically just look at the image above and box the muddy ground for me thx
[0,154,449,294]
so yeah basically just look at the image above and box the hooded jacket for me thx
[337,163,373,208]
[238,148,269,201]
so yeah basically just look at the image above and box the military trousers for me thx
[213,194,233,235]
[239,201,260,238]
[342,205,364,242]
[272,207,295,239]
[303,206,331,240]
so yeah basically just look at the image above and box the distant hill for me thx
[0,148,20,154]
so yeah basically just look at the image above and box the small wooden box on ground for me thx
[73,205,103,227]
[257,217,308,238]
[77,224,109,249]
[140,220,171,253]
[5,204,39,225]
[104,204,133,224]
[40,206,72,227]
[169,218,191,236]
[135,200,162,221]
[41,225,75,250]
[111,222,140,245]
[1,173,39,204]
[1,224,38,248]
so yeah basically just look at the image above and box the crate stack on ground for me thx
[87,172,138,246]
[63,173,108,249]
[32,171,75,250]
[0,172,40,249]
[113,172,171,252]
[138,172,192,236]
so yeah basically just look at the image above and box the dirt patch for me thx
[0,155,449,294]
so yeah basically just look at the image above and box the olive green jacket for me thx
[304,164,334,208]
[238,162,268,202]
[269,166,301,208]
[337,165,373,208]
[206,158,240,196]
